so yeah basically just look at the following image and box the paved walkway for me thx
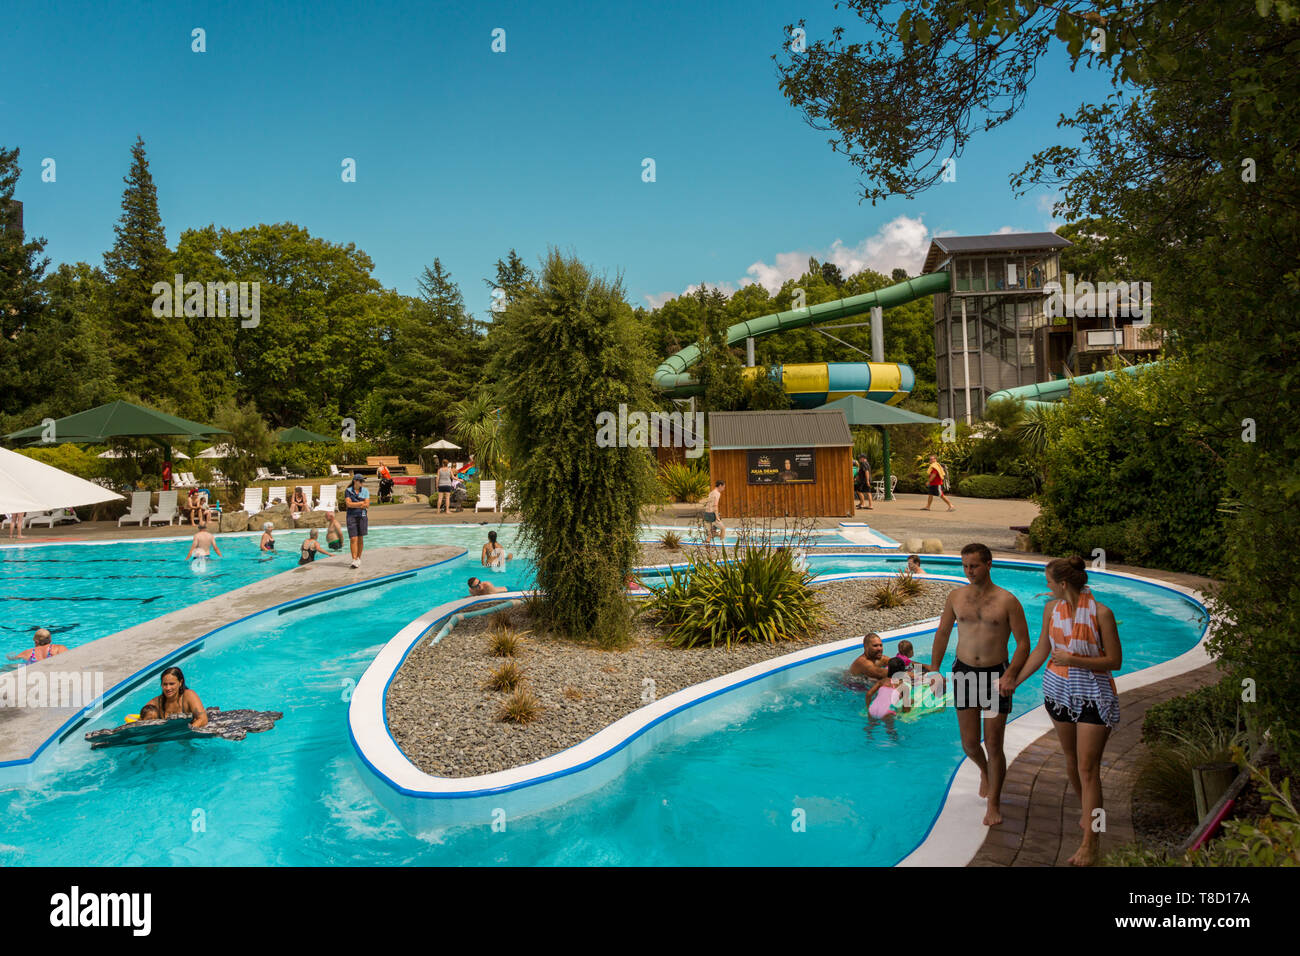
[969,661,1221,866]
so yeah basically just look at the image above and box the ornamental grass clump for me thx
[896,571,924,598]
[866,577,906,609]
[487,626,525,658]
[659,529,683,551]
[498,688,542,725]
[483,659,525,692]
[658,463,711,504]
[643,539,825,648]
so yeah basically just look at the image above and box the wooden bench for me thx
[365,455,423,477]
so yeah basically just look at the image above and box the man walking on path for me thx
[928,542,1030,826]
[922,454,955,512]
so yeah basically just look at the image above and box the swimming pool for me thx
[0,545,1206,866]
[0,524,523,659]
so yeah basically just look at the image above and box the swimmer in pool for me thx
[259,523,276,552]
[848,632,889,681]
[325,511,344,551]
[865,657,912,717]
[481,530,513,568]
[468,577,508,596]
[906,554,922,574]
[185,523,222,571]
[6,627,68,663]
[298,529,332,565]
[144,666,207,729]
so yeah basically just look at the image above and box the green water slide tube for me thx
[986,362,1159,410]
[653,271,952,398]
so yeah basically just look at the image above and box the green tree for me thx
[482,248,536,332]
[491,250,656,646]
[0,146,50,418]
[449,388,506,480]
[212,398,274,501]
[374,258,476,455]
[103,136,198,411]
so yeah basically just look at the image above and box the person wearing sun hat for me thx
[344,472,370,568]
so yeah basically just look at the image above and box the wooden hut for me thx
[707,410,853,518]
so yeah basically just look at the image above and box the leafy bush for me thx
[1134,721,1249,825]
[956,473,1035,499]
[16,445,106,482]
[270,440,376,478]
[1032,360,1226,574]
[643,542,825,648]
[658,463,711,503]
[1143,677,1245,746]
[498,688,541,724]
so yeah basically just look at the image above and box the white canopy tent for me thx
[423,439,461,450]
[0,447,123,514]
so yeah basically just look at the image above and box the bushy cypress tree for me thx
[491,251,656,645]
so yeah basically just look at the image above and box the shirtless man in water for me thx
[929,542,1030,826]
[849,632,889,680]
[185,523,222,570]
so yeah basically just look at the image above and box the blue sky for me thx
[3,0,1114,316]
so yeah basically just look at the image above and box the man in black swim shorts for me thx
[928,543,1030,827]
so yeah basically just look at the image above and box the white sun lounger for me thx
[475,480,498,512]
[242,487,264,514]
[28,508,81,527]
[118,492,152,526]
[266,486,287,506]
[314,484,342,512]
[148,490,179,525]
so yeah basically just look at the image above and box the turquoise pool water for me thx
[0,544,1205,866]
[0,524,521,660]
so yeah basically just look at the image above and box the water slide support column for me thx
[746,336,755,367]
[960,298,973,425]
[869,305,894,502]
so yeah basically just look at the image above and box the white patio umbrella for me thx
[195,444,242,458]
[0,447,123,514]
[423,439,461,450]
[97,447,190,460]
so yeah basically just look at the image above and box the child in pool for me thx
[866,657,912,718]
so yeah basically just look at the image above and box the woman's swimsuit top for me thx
[299,543,316,565]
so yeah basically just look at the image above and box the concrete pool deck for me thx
[0,544,464,779]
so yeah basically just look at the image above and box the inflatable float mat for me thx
[86,707,284,749]
[897,687,955,722]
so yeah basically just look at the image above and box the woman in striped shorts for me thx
[1014,554,1123,866]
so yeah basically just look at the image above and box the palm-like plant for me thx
[449,389,505,479]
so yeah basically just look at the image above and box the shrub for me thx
[643,541,825,648]
[498,688,541,724]
[956,473,1035,499]
[1134,721,1249,825]
[562,686,583,701]
[483,660,524,692]
[659,529,682,551]
[866,578,907,609]
[487,627,525,658]
[1143,678,1244,745]
[658,463,711,503]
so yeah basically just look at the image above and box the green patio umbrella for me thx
[6,400,230,446]
[819,395,941,501]
[276,426,335,443]
[5,400,229,488]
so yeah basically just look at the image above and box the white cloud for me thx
[994,224,1030,235]
[642,215,940,307]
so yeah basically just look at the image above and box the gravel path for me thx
[386,576,955,778]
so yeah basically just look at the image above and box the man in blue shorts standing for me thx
[344,472,370,569]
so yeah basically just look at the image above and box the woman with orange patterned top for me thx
[1013,555,1122,866]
